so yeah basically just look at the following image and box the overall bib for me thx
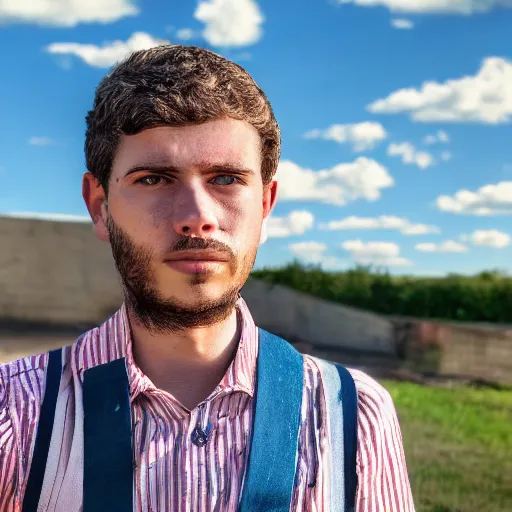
[22,329,358,512]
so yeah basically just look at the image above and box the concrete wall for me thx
[0,216,123,326]
[1,216,512,386]
[0,216,396,356]
[242,278,395,355]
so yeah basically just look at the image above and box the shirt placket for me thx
[182,403,213,512]
[190,403,212,447]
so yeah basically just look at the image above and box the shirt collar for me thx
[76,297,258,403]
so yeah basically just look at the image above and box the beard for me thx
[106,215,256,334]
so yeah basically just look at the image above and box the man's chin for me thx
[159,286,233,309]
[125,286,240,333]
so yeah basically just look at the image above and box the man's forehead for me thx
[114,121,261,170]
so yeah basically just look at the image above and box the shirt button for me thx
[191,425,209,447]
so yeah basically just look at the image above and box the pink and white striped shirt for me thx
[0,298,415,511]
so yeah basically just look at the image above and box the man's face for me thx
[84,117,277,332]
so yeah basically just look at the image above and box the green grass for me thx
[381,381,512,512]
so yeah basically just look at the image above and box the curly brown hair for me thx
[85,44,281,193]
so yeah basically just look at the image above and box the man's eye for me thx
[211,175,238,185]
[136,176,170,186]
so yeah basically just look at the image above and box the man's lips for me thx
[164,250,230,274]
[164,250,230,263]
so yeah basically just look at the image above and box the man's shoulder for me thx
[0,323,105,378]
[0,351,51,390]
[0,318,117,405]
[303,354,396,412]
[0,336,82,404]
[0,351,52,421]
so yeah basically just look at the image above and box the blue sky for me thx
[0,0,511,276]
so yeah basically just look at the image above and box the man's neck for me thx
[128,306,241,411]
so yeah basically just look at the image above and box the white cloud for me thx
[267,210,315,238]
[424,130,449,144]
[437,130,449,142]
[46,32,168,68]
[29,137,54,146]
[387,142,435,169]
[288,241,347,270]
[276,158,394,206]
[289,241,328,263]
[341,240,413,267]
[440,151,452,162]
[194,0,264,47]
[321,215,440,235]
[402,224,440,235]
[391,18,414,28]
[176,28,197,41]
[461,229,511,248]
[415,240,468,252]
[336,0,512,14]
[0,0,138,26]
[304,122,387,152]
[368,57,512,124]
[436,181,512,215]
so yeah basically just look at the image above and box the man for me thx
[0,45,415,511]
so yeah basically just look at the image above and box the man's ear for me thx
[82,172,109,242]
[260,180,277,245]
[262,180,278,220]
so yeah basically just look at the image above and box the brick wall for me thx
[392,317,512,386]
[438,324,512,384]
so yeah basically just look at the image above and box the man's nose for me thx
[172,187,219,237]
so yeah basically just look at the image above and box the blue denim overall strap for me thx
[238,328,304,512]
[312,357,358,512]
[335,364,358,512]
[82,358,133,512]
[22,348,63,512]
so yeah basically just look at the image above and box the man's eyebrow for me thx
[124,163,255,176]
[124,164,180,176]
[200,163,255,175]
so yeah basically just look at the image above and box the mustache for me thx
[170,236,235,258]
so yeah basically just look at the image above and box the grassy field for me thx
[382,381,512,512]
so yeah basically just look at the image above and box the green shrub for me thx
[251,261,512,323]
